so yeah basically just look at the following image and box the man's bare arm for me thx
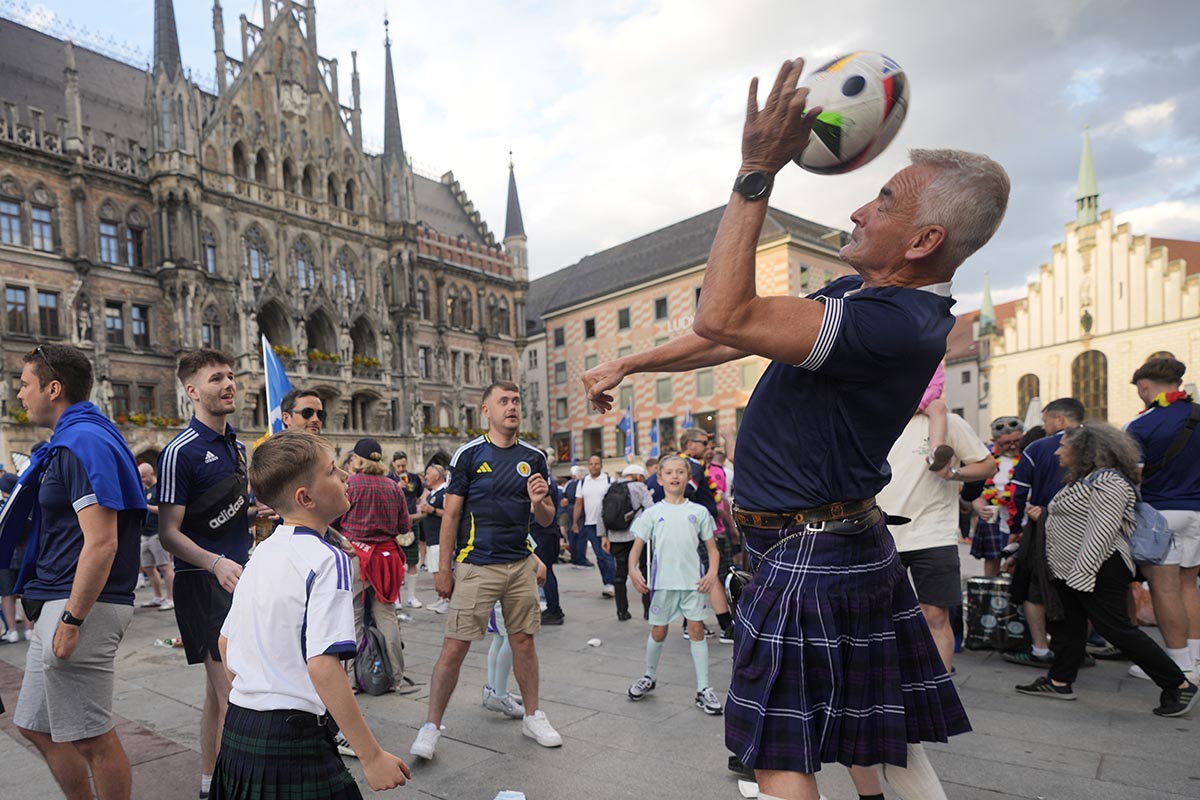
[584,332,747,413]
[158,503,243,591]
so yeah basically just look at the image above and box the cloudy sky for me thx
[11,0,1200,311]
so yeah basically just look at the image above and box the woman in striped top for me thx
[1015,423,1198,717]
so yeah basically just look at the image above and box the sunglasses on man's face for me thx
[289,407,327,423]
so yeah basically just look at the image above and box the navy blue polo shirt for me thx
[421,483,447,541]
[1010,430,1067,522]
[24,448,142,604]
[157,417,251,571]
[447,435,549,565]
[734,276,955,511]
[143,483,159,538]
[1126,402,1200,511]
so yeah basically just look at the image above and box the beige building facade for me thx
[528,206,853,476]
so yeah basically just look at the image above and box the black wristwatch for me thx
[733,171,774,201]
[60,609,85,626]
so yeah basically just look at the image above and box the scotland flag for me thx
[262,334,293,436]
[649,420,659,458]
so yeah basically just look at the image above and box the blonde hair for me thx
[250,430,330,510]
[351,453,388,476]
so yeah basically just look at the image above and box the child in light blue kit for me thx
[627,455,723,714]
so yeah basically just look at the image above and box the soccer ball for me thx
[795,51,910,175]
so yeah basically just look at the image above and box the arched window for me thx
[333,248,357,298]
[254,149,269,183]
[282,158,296,194]
[202,306,222,349]
[125,207,148,268]
[498,296,510,337]
[447,286,461,328]
[201,227,217,274]
[243,227,269,280]
[416,277,430,320]
[294,240,316,289]
[389,176,401,217]
[0,176,24,246]
[174,95,185,148]
[1071,351,1108,421]
[160,95,173,149]
[1017,374,1040,419]
[461,286,473,330]
[232,142,248,179]
[301,165,315,198]
[487,293,498,335]
[327,173,339,207]
[98,202,121,264]
[344,179,356,212]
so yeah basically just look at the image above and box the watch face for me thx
[737,171,771,199]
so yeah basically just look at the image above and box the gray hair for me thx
[1060,423,1141,486]
[909,149,1011,268]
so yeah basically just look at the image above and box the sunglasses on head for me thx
[34,345,60,381]
[991,417,1022,436]
[289,407,327,423]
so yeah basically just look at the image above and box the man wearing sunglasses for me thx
[280,389,327,434]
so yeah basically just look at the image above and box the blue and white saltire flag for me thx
[649,419,659,458]
[681,410,694,430]
[262,334,293,436]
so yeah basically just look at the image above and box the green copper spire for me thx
[979,272,996,335]
[1076,125,1098,226]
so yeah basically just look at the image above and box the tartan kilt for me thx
[212,704,362,800]
[725,518,970,773]
[970,519,1007,561]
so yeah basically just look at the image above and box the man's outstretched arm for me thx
[583,332,747,413]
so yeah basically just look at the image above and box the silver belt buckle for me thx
[804,520,826,534]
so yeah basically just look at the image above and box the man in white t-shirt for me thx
[572,454,617,596]
[877,411,996,670]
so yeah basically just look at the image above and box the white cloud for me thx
[1122,99,1176,130]
[13,3,56,30]
[954,283,1032,315]
[1116,201,1200,239]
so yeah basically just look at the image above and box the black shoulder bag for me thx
[1141,402,1200,481]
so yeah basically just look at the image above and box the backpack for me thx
[601,480,636,532]
[353,591,396,696]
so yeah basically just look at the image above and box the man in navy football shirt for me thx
[410,381,560,759]
[584,59,1011,800]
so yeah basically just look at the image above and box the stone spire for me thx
[154,0,183,79]
[383,17,405,169]
[505,153,525,239]
[1076,124,1098,226]
[978,271,995,335]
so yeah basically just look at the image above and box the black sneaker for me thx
[541,609,565,626]
[727,755,754,780]
[1153,681,1199,717]
[617,610,632,621]
[1003,650,1054,667]
[1015,675,1076,700]
[719,626,735,644]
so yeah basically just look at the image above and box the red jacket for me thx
[351,539,405,604]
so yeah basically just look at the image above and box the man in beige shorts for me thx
[409,381,560,759]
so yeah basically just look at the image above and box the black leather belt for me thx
[733,498,878,530]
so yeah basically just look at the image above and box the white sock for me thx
[1031,645,1051,657]
[1189,638,1200,664]
[1167,646,1193,670]
[406,579,418,602]
[881,744,947,800]
[200,775,212,793]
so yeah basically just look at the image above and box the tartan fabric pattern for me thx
[725,519,970,773]
[970,519,1007,561]
[212,704,362,800]
[339,474,411,545]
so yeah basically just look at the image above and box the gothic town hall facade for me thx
[0,1,531,464]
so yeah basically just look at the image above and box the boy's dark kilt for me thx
[212,704,362,800]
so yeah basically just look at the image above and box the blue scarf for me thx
[0,402,146,593]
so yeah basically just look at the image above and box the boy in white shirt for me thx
[626,455,724,714]
[215,430,410,799]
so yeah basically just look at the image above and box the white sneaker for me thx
[22,628,33,641]
[430,598,450,614]
[601,584,615,598]
[539,600,548,612]
[141,596,163,608]
[159,599,174,611]
[398,611,413,622]
[1128,664,1151,681]
[521,710,562,747]
[484,689,525,719]
[1,629,19,644]
[410,723,440,759]
[333,731,357,758]
[696,686,724,715]
[406,597,423,609]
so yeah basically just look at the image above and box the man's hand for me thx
[256,501,281,522]
[52,622,80,660]
[214,558,243,593]
[435,570,454,600]
[697,570,718,595]
[535,559,547,587]
[362,750,411,791]
[971,497,996,522]
[741,58,823,175]
[601,535,611,554]
[1027,505,1044,522]
[527,473,549,505]
[582,360,628,414]
[418,501,434,515]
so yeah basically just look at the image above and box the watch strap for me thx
[60,609,85,626]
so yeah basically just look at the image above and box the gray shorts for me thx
[14,598,133,742]
[140,534,170,568]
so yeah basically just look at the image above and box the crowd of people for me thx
[0,57,1197,800]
